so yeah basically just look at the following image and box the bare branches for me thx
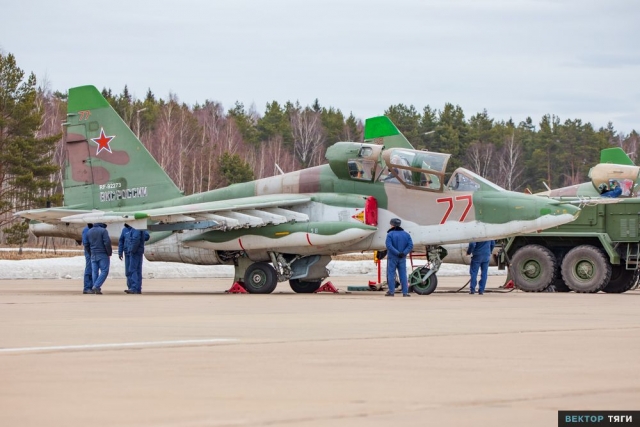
[497,133,524,191]
[290,107,325,168]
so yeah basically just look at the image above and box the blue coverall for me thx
[118,225,133,290]
[81,225,93,292]
[601,187,622,198]
[127,228,150,293]
[467,240,495,294]
[385,226,414,295]
[87,223,112,291]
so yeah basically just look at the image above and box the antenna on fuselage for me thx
[275,164,285,175]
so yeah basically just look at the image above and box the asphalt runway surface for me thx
[1,276,639,427]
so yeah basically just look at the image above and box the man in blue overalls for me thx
[125,227,150,294]
[385,218,414,297]
[87,223,112,294]
[118,224,133,292]
[81,223,93,294]
[467,240,496,295]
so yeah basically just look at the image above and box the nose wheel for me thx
[409,267,439,295]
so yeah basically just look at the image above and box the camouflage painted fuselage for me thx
[22,85,580,266]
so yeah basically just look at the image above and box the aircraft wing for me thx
[14,207,94,222]
[48,194,312,231]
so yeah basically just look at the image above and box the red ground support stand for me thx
[368,257,383,286]
[226,282,248,293]
[314,281,339,293]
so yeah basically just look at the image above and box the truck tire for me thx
[601,265,635,293]
[561,245,611,293]
[510,245,556,292]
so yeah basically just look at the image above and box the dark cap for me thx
[390,218,401,227]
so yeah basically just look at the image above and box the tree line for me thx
[1,51,638,244]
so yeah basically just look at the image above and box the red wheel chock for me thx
[226,282,248,293]
[314,281,339,293]
[502,280,515,289]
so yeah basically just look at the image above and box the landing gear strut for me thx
[409,246,446,295]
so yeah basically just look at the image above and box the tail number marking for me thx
[436,195,473,224]
[78,110,91,121]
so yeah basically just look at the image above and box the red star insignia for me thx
[91,128,115,155]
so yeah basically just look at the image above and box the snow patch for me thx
[0,256,506,280]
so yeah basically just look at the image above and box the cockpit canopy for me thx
[588,163,640,197]
[379,148,450,191]
[325,141,453,192]
[325,141,506,194]
[446,168,504,193]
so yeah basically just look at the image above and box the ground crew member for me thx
[601,180,622,198]
[118,224,133,291]
[467,240,496,295]
[81,223,93,294]
[125,227,150,294]
[385,218,413,297]
[87,223,112,294]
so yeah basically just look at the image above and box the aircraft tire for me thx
[510,245,556,292]
[243,262,278,294]
[561,245,611,293]
[601,264,635,293]
[289,279,322,293]
[410,267,438,295]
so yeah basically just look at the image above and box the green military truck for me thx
[503,148,640,294]
[505,198,640,293]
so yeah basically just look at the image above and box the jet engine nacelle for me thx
[30,222,85,242]
[145,232,223,265]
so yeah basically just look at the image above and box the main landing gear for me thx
[231,253,330,294]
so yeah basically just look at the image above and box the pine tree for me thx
[0,52,59,232]
[218,152,254,185]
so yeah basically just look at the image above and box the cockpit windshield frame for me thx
[380,148,451,192]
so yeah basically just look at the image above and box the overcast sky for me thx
[1,0,638,133]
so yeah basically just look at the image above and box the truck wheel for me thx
[601,265,635,293]
[244,262,278,294]
[561,245,611,293]
[510,245,556,292]
[410,267,438,295]
[289,279,322,293]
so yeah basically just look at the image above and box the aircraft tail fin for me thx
[63,85,183,209]
[600,147,634,166]
[363,116,415,150]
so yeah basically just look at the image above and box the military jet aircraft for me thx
[16,85,581,294]
[539,147,639,199]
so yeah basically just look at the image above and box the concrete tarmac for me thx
[1,276,639,427]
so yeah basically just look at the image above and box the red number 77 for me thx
[436,195,473,224]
